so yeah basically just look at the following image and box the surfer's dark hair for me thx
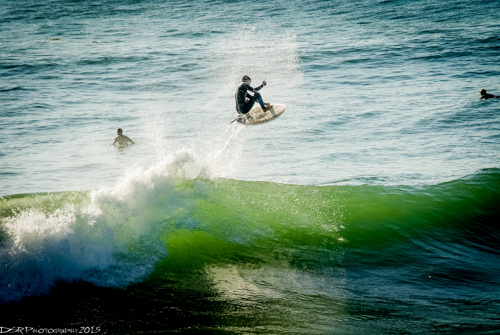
[242,75,250,82]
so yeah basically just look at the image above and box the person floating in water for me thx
[112,128,135,148]
[480,89,499,100]
[235,75,272,115]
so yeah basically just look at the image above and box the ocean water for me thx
[1,0,500,334]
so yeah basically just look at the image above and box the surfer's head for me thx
[242,75,251,84]
[480,89,487,96]
[117,128,123,135]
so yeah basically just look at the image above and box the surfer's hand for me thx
[262,80,266,86]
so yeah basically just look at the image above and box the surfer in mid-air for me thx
[480,89,499,100]
[235,75,273,115]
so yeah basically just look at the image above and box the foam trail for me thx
[213,126,243,160]
[197,124,245,179]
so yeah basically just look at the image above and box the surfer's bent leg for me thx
[238,93,265,114]
[252,92,266,110]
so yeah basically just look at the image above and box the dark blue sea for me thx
[1,0,500,334]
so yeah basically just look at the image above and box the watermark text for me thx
[0,327,101,334]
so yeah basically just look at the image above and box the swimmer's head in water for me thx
[242,75,251,84]
[480,89,487,95]
[117,128,123,135]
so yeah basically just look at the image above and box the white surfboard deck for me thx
[235,104,286,126]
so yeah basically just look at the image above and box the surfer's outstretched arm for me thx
[250,81,266,92]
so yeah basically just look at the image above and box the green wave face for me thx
[158,168,500,271]
[155,178,346,276]
[1,169,499,334]
[2,169,499,285]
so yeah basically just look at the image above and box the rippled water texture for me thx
[1,0,500,195]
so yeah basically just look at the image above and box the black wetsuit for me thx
[481,92,499,100]
[235,82,265,114]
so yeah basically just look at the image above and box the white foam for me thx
[0,149,216,302]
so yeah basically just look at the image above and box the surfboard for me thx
[232,104,286,126]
